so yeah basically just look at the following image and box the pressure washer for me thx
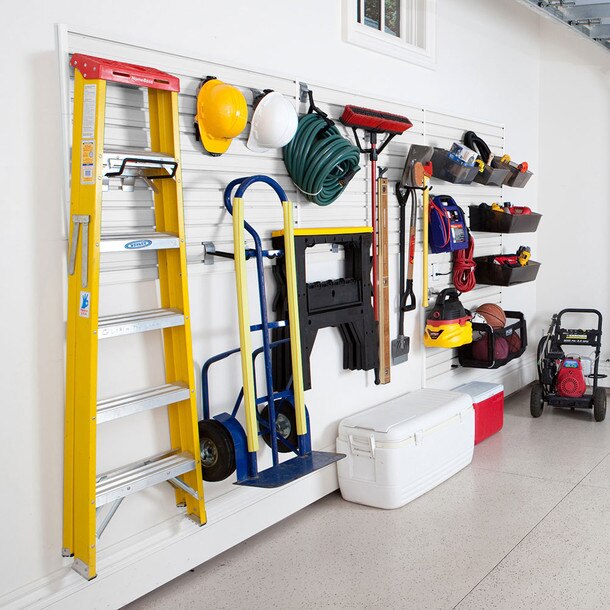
[531,308,607,421]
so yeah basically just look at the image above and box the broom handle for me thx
[370,142,378,320]
[422,174,429,307]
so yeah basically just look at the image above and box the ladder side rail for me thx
[64,71,107,580]
[148,87,206,524]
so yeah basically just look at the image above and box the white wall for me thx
[537,19,610,359]
[0,1,547,607]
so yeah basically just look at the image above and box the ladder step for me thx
[96,451,196,507]
[100,232,180,252]
[97,383,190,423]
[98,308,184,339]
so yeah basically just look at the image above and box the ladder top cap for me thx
[70,54,180,92]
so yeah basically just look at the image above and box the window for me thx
[343,0,436,69]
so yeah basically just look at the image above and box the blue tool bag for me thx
[429,195,469,254]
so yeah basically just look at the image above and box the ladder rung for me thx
[100,232,180,252]
[96,451,196,507]
[98,309,184,338]
[97,383,190,423]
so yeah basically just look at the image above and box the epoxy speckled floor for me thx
[126,387,610,610]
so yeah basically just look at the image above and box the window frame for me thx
[342,0,436,69]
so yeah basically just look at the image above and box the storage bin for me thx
[469,205,542,233]
[453,382,504,444]
[473,164,510,186]
[431,148,478,184]
[492,158,533,188]
[336,389,474,509]
[474,257,540,286]
[458,311,527,369]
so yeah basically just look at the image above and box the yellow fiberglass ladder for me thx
[63,54,206,580]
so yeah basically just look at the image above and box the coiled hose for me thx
[283,113,361,206]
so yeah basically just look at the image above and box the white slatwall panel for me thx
[64,32,507,388]
[422,111,505,383]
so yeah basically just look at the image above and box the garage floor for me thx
[126,386,610,609]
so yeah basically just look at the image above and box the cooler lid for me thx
[338,389,472,442]
[453,381,503,403]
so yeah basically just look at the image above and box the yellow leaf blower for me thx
[424,288,473,348]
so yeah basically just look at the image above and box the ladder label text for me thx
[79,291,91,318]
[81,140,95,185]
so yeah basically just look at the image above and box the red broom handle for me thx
[371,151,378,320]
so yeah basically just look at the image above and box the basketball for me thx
[507,331,522,354]
[476,303,506,329]
[472,336,509,361]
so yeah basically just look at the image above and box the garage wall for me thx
[0,1,543,607]
[537,19,610,374]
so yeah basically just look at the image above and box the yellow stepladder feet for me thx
[63,54,206,580]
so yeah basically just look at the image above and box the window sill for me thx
[342,0,436,70]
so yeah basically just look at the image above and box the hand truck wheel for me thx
[199,419,236,482]
[261,400,298,453]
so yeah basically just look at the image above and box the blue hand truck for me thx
[198,175,344,488]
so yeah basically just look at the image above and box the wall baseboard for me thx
[1,465,339,609]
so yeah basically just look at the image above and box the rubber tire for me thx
[261,400,298,453]
[530,382,544,418]
[198,419,236,482]
[593,387,607,422]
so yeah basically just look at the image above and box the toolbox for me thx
[336,389,474,509]
[454,382,504,444]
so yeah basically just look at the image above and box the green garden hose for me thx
[283,113,361,206]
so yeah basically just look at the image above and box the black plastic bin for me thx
[431,148,478,184]
[458,311,527,369]
[492,158,533,188]
[473,164,510,186]
[469,205,542,233]
[474,257,540,286]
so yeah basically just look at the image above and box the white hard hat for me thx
[247,91,298,153]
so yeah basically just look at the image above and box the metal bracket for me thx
[202,241,216,265]
[96,497,124,539]
[331,243,340,254]
[169,475,199,499]
[68,214,90,288]
[299,82,309,103]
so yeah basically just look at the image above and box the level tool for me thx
[376,175,390,384]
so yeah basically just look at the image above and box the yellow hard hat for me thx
[195,78,247,156]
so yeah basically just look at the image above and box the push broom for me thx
[340,106,413,383]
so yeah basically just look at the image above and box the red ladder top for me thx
[70,53,180,92]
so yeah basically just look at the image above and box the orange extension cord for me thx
[453,233,476,292]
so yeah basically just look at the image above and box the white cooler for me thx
[336,389,474,509]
